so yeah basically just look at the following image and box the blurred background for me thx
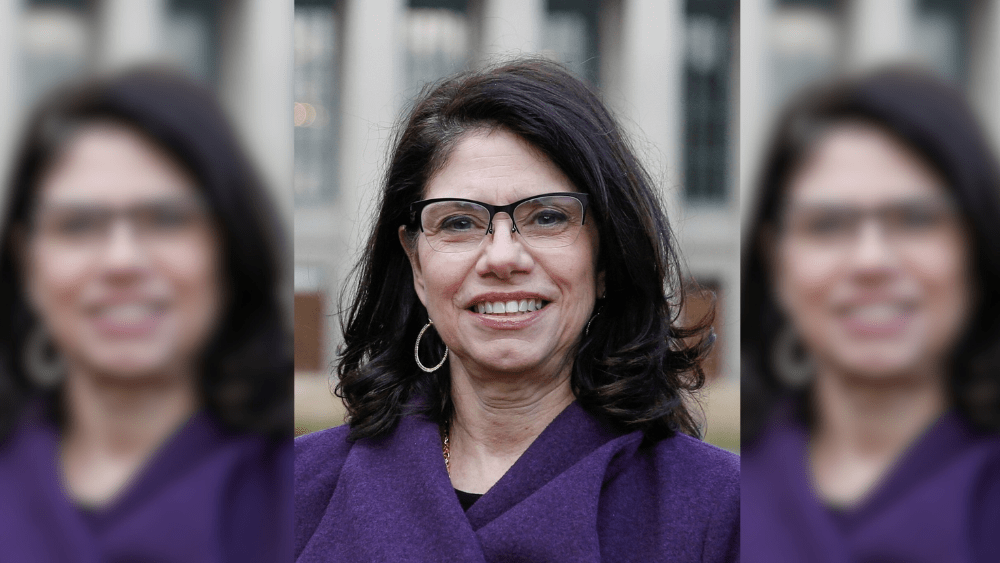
[292,0,741,452]
[0,0,293,243]
[742,0,1000,224]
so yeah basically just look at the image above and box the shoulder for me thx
[648,432,740,495]
[652,434,740,561]
[295,423,353,487]
[294,424,354,553]
[596,431,739,561]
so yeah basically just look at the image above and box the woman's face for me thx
[24,122,224,380]
[402,128,604,378]
[775,122,972,380]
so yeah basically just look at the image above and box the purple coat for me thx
[295,401,739,562]
[741,409,1000,562]
[0,407,293,562]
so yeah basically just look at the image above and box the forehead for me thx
[786,123,950,207]
[36,122,199,206]
[423,128,576,204]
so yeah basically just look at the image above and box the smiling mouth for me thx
[470,298,548,315]
[94,303,166,325]
[842,303,912,321]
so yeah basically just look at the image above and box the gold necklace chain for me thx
[440,421,451,476]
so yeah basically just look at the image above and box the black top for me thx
[454,489,483,511]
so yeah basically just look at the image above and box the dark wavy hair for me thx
[337,59,713,442]
[742,67,1000,446]
[0,67,291,442]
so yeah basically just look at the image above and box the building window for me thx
[164,0,219,85]
[294,0,340,205]
[294,263,327,373]
[543,0,600,85]
[683,0,734,204]
[914,0,969,84]
[682,278,722,382]
[404,0,470,98]
[21,0,90,109]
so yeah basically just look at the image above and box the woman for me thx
[0,68,292,562]
[741,67,1000,562]
[295,59,739,562]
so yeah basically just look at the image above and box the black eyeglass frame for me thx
[408,192,590,237]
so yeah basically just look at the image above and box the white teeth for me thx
[847,304,906,323]
[97,304,158,322]
[472,298,547,315]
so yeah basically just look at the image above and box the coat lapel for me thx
[299,413,487,562]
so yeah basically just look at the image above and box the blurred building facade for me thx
[0,0,293,232]
[742,0,1000,225]
[293,0,740,449]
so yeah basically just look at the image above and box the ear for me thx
[399,225,428,307]
[596,269,606,300]
[11,226,42,312]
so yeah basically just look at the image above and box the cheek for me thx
[169,246,225,325]
[25,244,92,326]
[912,240,974,342]
[415,246,467,312]
[775,242,839,321]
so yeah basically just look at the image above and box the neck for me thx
[446,358,575,494]
[60,364,199,505]
[809,363,947,505]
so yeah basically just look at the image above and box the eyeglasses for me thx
[409,192,590,253]
[31,198,212,255]
[780,197,961,251]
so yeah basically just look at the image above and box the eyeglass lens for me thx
[782,198,958,248]
[32,199,210,251]
[419,195,586,253]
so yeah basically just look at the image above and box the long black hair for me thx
[742,67,1000,446]
[0,67,291,442]
[337,58,713,442]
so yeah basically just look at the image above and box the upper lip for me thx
[834,297,917,312]
[464,291,551,308]
[87,296,169,311]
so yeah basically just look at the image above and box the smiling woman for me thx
[295,59,739,562]
[741,68,1000,562]
[0,69,292,562]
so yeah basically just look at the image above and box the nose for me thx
[99,218,150,276]
[477,214,532,279]
[848,217,898,279]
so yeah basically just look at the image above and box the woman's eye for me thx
[140,205,197,232]
[528,209,569,227]
[893,206,941,230]
[802,213,853,237]
[54,213,104,237]
[440,215,477,232]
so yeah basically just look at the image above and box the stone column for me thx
[0,0,21,212]
[471,0,544,63]
[844,0,915,70]
[968,0,1000,151]
[219,0,295,232]
[602,0,684,220]
[95,0,166,69]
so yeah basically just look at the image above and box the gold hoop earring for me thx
[414,320,449,373]
[24,324,65,388]
[772,324,813,388]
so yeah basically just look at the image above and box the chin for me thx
[84,348,183,380]
[837,350,927,381]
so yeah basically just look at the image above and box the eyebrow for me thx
[36,195,205,211]
[785,195,953,211]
